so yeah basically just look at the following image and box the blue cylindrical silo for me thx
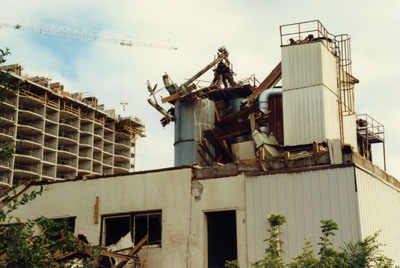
[174,98,215,166]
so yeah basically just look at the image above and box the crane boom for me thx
[0,18,177,50]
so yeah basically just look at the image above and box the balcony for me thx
[59,132,78,144]
[57,158,76,169]
[56,171,76,180]
[16,134,42,146]
[14,148,42,161]
[0,160,12,170]
[0,175,11,187]
[57,144,77,156]
[45,112,58,123]
[59,118,78,130]
[0,127,14,140]
[0,112,15,125]
[18,104,44,118]
[17,119,43,133]
[14,163,40,175]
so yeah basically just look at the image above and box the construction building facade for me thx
[0,65,145,188]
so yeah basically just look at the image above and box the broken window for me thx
[102,211,162,247]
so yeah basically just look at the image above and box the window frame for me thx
[100,210,162,247]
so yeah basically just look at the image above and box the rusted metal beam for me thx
[245,62,282,105]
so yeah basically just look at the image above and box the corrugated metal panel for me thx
[246,166,360,263]
[283,85,340,146]
[282,41,340,146]
[282,42,337,92]
[355,167,400,264]
[282,42,323,90]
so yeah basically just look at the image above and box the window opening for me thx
[102,211,162,247]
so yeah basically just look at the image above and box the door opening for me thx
[206,210,237,268]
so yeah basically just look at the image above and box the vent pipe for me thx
[259,88,282,133]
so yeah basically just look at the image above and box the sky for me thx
[0,0,399,178]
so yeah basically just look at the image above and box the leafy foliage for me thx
[341,231,393,268]
[0,187,95,267]
[225,215,394,268]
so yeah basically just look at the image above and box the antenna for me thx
[120,102,128,111]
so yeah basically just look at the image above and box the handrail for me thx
[15,148,41,158]
[14,163,40,173]
[17,134,42,143]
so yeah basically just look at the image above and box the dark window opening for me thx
[105,216,130,246]
[52,217,76,233]
[102,211,162,247]
[207,210,237,268]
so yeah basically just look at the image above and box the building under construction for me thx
[6,21,400,267]
[0,65,145,188]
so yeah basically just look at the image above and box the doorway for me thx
[206,210,237,268]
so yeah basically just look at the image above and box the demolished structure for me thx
[5,20,400,267]
[0,66,145,188]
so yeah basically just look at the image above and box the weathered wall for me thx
[245,166,361,263]
[355,166,400,264]
[11,168,193,268]
[189,175,247,268]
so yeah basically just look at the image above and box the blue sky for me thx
[1,0,399,178]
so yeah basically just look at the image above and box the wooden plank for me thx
[248,62,282,102]
[116,235,148,268]
[94,196,99,224]
[198,148,211,166]
[161,91,183,104]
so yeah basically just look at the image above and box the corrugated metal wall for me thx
[355,167,400,264]
[246,166,360,263]
[282,42,340,146]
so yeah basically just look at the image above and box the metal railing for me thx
[114,162,129,168]
[18,119,43,130]
[115,150,130,158]
[0,160,11,168]
[15,148,41,159]
[0,112,15,121]
[16,134,42,144]
[59,131,77,140]
[45,113,58,122]
[18,104,43,115]
[59,118,78,128]
[0,127,14,136]
[14,163,40,173]
[56,172,76,179]
[58,145,76,154]
[43,153,56,162]
[42,169,55,177]
[57,158,75,167]
[0,176,10,184]
[45,127,57,136]
[44,141,56,149]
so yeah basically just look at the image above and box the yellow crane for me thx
[0,17,177,50]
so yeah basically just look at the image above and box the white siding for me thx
[281,42,338,93]
[355,167,400,264]
[282,41,340,146]
[283,85,340,146]
[246,167,360,263]
[343,114,358,150]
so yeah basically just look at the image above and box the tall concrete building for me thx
[0,64,145,188]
